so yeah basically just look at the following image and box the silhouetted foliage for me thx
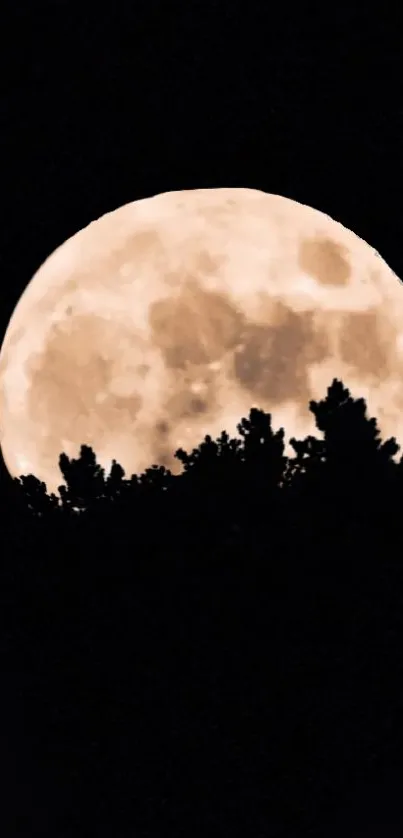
[13,473,60,517]
[3,377,403,835]
[58,444,108,512]
[105,458,125,497]
[310,378,399,486]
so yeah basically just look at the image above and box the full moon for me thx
[1,187,403,496]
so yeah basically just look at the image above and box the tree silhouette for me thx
[310,378,399,477]
[173,429,245,553]
[234,407,288,554]
[13,473,60,518]
[172,408,289,558]
[309,378,399,547]
[237,406,286,485]
[4,376,403,835]
[58,444,108,513]
[11,376,402,561]
[284,433,326,494]
[105,458,126,498]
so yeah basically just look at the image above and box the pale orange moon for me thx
[1,187,403,497]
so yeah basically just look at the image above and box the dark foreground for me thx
[1,379,403,836]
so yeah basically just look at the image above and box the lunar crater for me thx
[298,236,351,287]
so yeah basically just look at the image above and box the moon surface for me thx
[1,187,403,496]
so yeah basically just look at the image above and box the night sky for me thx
[2,7,403,834]
[0,4,402,488]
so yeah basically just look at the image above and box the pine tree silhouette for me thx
[5,377,403,835]
[58,444,107,513]
[11,377,402,563]
[13,473,60,518]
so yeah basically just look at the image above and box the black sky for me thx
[2,9,403,833]
[1,4,402,379]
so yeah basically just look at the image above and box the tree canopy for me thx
[3,377,403,836]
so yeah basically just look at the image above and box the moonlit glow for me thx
[0,187,403,496]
